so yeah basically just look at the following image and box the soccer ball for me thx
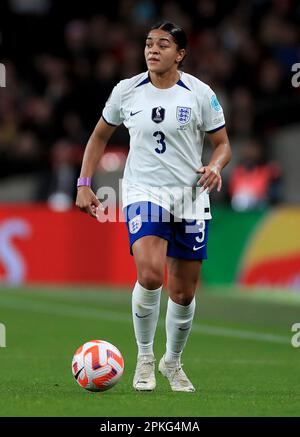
[71,340,124,392]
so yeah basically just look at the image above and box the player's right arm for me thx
[76,117,118,218]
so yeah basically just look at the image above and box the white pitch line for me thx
[0,296,290,345]
[191,324,289,344]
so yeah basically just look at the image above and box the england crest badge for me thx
[176,106,191,125]
[129,214,142,234]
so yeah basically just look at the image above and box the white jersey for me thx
[102,71,225,219]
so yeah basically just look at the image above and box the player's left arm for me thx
[197,127,232,193]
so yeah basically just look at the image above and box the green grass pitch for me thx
[0,285,299,417]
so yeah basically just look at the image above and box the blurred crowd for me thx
[0,0,299,206]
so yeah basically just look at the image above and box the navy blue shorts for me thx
[123,201,209,260]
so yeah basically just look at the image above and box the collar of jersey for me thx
[135,72,191,91]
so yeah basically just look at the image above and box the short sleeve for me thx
[201,87,225,133]
[102,83,124,126]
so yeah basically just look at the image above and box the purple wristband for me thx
[77,177,91,188]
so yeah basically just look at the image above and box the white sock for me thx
[165,297,196,365]
[132,281,162,357]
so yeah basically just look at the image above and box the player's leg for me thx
[132,235,167,357]
[158,218,209,392]
[158,258,200,392]
[165,257,200,360]
[124,201,172,390]
[131,235,168,391]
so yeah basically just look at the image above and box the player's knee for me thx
[138,265,164,290]
[173,294,194,306]
[169,285,196,306]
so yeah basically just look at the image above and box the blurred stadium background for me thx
[0,0,300,417]
[0,0,300,288]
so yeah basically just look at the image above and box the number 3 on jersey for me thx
[153,131,166,154]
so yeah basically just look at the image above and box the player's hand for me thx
[75,186,104,218]
[196,164,222,194]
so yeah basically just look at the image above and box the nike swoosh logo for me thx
[74,367,84,380]
[179,327,190,331]
[130,110,143,116]
[193,244,205,251]
[135,312,152,318]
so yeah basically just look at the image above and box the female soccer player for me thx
[76,21,232,392]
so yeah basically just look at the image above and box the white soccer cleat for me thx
[158,355,195,392]
[133,355,156,391]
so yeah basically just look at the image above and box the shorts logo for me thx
[129,214,142,234]
[152,106,165,123]
[193,244,205,251]
[176,106,191,124]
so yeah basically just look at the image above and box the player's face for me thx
[144,29,185,74]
